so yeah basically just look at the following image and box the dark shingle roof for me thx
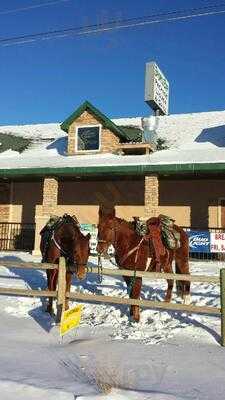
[0,133,32,153]
[119,126,142,143]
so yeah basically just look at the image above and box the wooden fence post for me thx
[220,268,225,346]
[56,257,66,324]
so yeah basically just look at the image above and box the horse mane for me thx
[60,214,86,239]
[62,214,79,227]
[113,215,136,232]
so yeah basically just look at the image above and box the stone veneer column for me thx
[33,177,59,255]
[0,183,11,223]
[144,175,159,218]
[42,177,58,212]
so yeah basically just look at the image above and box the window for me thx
[76,125,101,151]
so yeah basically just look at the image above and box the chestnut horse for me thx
[97,207,190,322]
[40,214,90,314]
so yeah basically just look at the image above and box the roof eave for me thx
[1,162,225,178]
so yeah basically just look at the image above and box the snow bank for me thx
[0,252,224,400]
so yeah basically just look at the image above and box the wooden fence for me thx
[0,259,65,323]
[0,258,224,346]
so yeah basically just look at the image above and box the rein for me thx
[120,236,145,265]
[98,220,151,272]
[51,227,87,269]
[52,232,67,256]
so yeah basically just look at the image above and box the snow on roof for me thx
[0,123,63,140]
[0,109,225,169]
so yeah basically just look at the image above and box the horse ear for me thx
[108,206,115,218]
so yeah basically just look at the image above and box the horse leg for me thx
[46,269,58,315]
[175,258,191,305]
[65,272,72,310]
[163,257,174,303]
[46,269,53,314]
[123,275,142,322]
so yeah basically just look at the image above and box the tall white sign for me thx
[145,62,169,115]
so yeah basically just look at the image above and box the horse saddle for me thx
[133,216,148,236]
[40,215,63,262]
[40,214,80,263]
[133,215,181,251]
[159,214,181,250]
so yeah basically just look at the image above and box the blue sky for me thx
[0,0,225,125]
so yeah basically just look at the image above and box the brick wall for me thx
[144,175,159,218]
[42,177,58,214]
[67,110,120,155]
[33,177,59,254]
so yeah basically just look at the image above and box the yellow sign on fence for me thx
[60,305,83,336]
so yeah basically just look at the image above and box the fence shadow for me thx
[0,255,46,289]
[0,255,48,318]
[168,310,221,344]
[28,306,55,333]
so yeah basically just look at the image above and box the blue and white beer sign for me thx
[187,231,211,253]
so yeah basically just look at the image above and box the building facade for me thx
[0,101,225,253]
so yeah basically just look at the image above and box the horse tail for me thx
[174,226,191,303]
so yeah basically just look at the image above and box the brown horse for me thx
[40,214,90,314]
[97,207,190,322]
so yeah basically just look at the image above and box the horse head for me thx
[71,231,91,280]
[52,216,91,280]
[97,206,116,256]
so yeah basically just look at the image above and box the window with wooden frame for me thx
[76,125,101,152]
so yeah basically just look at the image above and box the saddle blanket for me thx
[133,214,181,250]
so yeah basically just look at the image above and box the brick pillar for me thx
[33,177,59,255]
[67,124,76,155]
[42,177,58,212]
[144,175,159,218]
[0,183,11,223]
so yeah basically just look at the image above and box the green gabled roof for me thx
[60,100,127,141]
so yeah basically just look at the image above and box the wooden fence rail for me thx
[66,263,225,346]
[87,265,220,284]
[0,258,224,345]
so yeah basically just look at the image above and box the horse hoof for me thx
[130,311,140,322]
[130,315,140,323]
[164,297,171,303]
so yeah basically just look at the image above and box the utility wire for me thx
[1,3,225,47]
[0,0,72,16]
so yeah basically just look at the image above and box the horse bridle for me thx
[97,219,117,250]
[51,231,88,271]
[97,219,147,266]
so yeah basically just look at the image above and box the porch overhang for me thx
[0,162,225,179]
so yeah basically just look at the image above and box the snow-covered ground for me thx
[0,251,224,399]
